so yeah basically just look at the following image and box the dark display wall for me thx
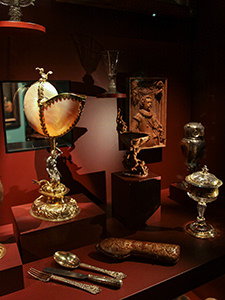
[0,0,224,225]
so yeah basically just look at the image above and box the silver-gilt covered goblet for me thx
[185,166,223,239]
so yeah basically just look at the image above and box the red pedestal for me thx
[112,172,161,228]
[0,224,24,297]
[11,193,106,263]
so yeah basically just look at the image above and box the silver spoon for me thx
[53,251,127,280]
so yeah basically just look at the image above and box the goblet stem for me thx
[103,50,119,93]
[196,200,207,223]
[108,76,117,93]
[50,137,56,152]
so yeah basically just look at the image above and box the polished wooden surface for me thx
[1,189,225,299]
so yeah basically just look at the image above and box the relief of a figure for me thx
[129,78,167,148]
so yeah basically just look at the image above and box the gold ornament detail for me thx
[116,109,149,177]
[0,244,6,259]
[31,137,81,222]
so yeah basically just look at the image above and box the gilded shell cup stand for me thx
[30,178,81,222]
[24,68,86,222]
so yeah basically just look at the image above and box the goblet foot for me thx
[30,195,80,222]
[185,220,217,239]
[122,167,148,178]
[0,243,6,259]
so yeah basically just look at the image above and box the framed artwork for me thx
[2,82,21,129]
[129,77,167,149]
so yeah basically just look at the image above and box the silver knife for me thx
[43,267,123,288]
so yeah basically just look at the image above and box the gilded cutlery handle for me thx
[51,274,101,295]
[79,263,127,280]
[88,274,123,288]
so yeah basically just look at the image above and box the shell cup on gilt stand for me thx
[23,68,86,221]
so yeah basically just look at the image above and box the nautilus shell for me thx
[24,81,86,138]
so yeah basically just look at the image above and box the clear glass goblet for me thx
[102,50,119,94]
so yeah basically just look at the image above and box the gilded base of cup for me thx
[122,171,148,178]
[0,244,6,259]
[185,221,217,239]
[30,195,80,222]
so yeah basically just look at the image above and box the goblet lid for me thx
[185,165,223,189]
[183,122,204,138]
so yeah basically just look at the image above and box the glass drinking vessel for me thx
[102,50,119,94]
[185,166,223,239]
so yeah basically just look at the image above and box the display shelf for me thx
[0,21,46,33]
[0,224,24,297]
[96,92,127,98]
[1,189,224,299]
[11,193,106,263]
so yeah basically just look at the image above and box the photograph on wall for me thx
[129,77,167,149]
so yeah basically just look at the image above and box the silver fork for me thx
[27,267,101,295]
